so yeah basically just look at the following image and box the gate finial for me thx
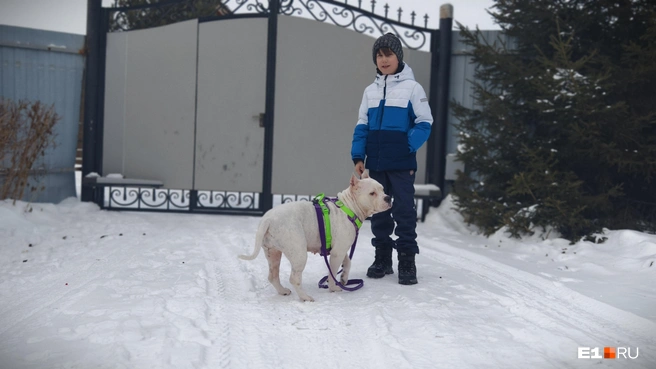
[440,3,454,19]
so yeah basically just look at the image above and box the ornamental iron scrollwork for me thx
[106,187,191,210]
[280,194,313,204]
[221,0,269,14]
[196,191,259,210]
[104,186,260,212]
[106,0,432,50]
[101,186,424,218]
[277,0,431,50]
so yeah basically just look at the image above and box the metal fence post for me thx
[261,0,280,213]
[426,28,440,186]
[428,4,453,199]
[82,0,103,203]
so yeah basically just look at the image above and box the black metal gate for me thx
[82,0,453,215]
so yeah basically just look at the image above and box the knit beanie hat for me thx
[372,33,404,67]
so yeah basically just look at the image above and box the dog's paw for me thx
[299,295,315,302]
[329,285,343,293]
[278,288,292,296]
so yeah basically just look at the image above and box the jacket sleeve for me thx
[351,91,369,161]
[407,83,433,153]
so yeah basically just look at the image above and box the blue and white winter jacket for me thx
[351,64,433,171]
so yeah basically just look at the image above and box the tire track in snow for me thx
[226,228,296,369]
[198,258,231,369]
[371,301,434,368]
[199,223,272,369]
[419,236,656,365]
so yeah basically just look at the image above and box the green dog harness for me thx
[312,193,362,254]
[312,193,364,291]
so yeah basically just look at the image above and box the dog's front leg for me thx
[328,251,346,292]
[340,255,351,285]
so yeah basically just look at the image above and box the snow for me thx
[46,43,67,50]
[1,192,655,369]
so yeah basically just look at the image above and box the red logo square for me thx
[604,347,616,359]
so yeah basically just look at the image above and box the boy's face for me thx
[376,48,399,75]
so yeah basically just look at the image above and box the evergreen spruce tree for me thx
[452,0,656,241]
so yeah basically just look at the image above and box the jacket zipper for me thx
[376,75,388,171]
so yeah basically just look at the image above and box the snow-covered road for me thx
[0,199,654,368]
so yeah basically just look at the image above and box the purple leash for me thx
[312,196,364,291]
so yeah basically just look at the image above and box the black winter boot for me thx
[397,252,418,285]
[366,247,394,278]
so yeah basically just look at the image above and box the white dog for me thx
[239,172,391,301]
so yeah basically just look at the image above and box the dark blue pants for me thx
[368,170,418,254]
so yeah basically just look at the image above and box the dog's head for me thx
[348,171,392,217]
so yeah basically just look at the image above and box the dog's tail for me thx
[238,218,269,260]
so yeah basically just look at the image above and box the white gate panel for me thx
[194,19,268,192]
[103,20,198,189]
[273,16,432,196]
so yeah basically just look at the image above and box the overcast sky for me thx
[0,0,500,34]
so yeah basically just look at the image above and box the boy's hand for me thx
[354,161,365,176]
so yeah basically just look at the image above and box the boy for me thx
[351,33,434,285]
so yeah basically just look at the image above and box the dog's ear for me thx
[350,173,360,188]
[362,170,370,179]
